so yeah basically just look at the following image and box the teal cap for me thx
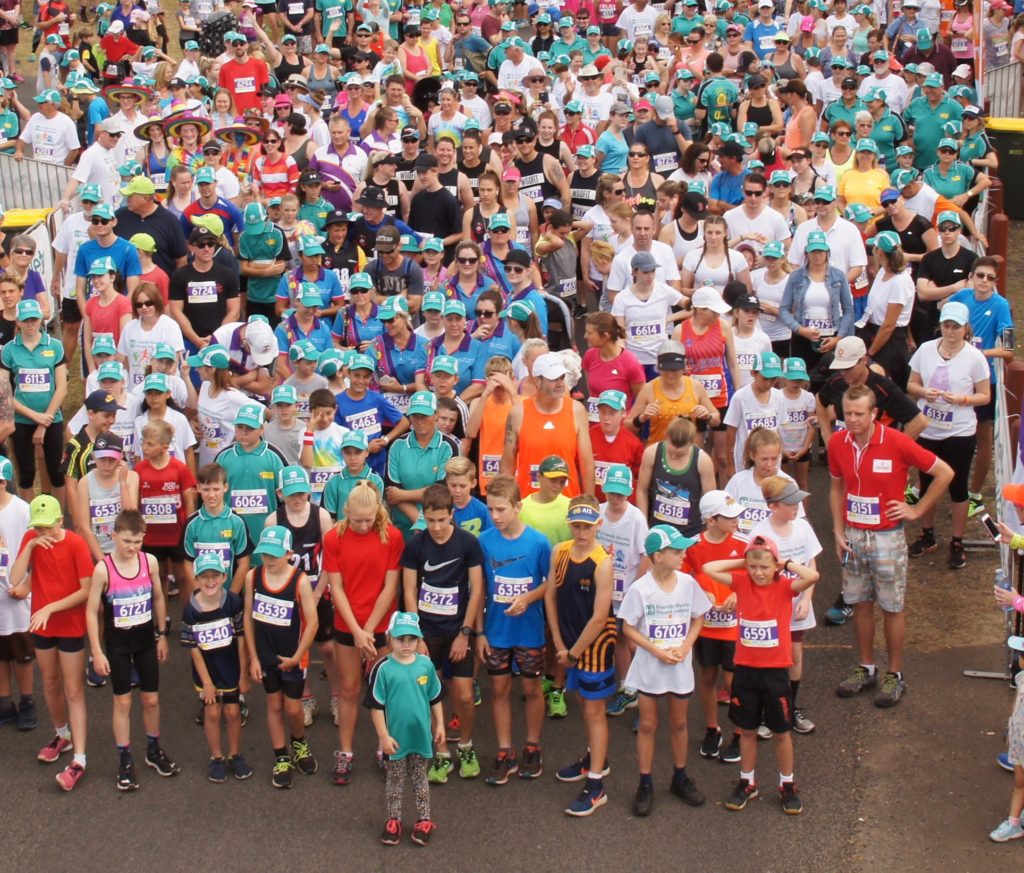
[233,403,266,428]
[348,353,375,372]
[187,344,231,369]
[97,360,125,382]
[762,240,785,259]
[597,389,627,411]
[408,391,438,415]
[88,255,117,276]
[867,230,902,253]
[644,524,697,555]
[16,299,42,321]
[297,281,323,307]
[421,291,445,312]
[430,355,459,375]
[937,209,962,228]
[91,334,117,356]
[193,552,227,576]
[254,525,292,558]
[442,300,467,318]
[279,465,312,496]
[143,372,170,393]
[342,430,369,450]
[348,272,373,291]
[388,611,423,639]
[316,348,345,377]
[805,229,830,252]
[783,357,809,381]
[271,384,298,404]
[289,339,319,362]
[602,463,634,496]
[152,342,177,361]
[753,350,784,378]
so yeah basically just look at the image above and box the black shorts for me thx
[194,686,241,705]
[918,434,975,504]
[484,644,544,677]
[728,665,792,734]
[694,636,735,671]
[600,22,619,36]
[148,544,187,564]
[262,665,306,699]
[108,645,159,695]
[314,597,334,643]
[424,633,474,679]
[0,28,18,47]
[32,634,85,654]
[977,395,996,424]
[61,297,82,324]
[784,451,812,464]
[333,628,388,649]
[0,631,35,663]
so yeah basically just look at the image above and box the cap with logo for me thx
[29,494,63,528]
[85,389,125,412]
[408,391,438,416]
[92,433,125,459]
[866,230,901,253]
[430,355,459,376]
[805,229,830,252]
[194,552,228,576]
[753,351,784,379]
[234,403,266,429]
[342,430,369,451]
[279,465,312,496]
[602,463,634,496]
[187,344,231,369]
[644,524,697,555]
[539,455,570,479]
[91,335,118,356]
[783,357,809,381]
[143,372,170,394]
[388,611,423,639]
[829,335,868,369]
[289,339,319,362]
[699,489,744,519]
[566,502,600,525]
[532,352,568,381]
[254,525,293,558]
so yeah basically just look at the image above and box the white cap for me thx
[108,19,125,32]
[691,287,732,314]
[829,336,867,369]
[953,63,973,79]
[532,351,568,381]
[699,490,744,519]
[245,320,277,367]
[98,117,124,134]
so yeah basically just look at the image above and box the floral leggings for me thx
[384,754,430,821]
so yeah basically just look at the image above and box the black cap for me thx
[357,186,388,208]
[733,293,761,311]
[299,168,322,184]
[841,76,858,89]
[371,150,399,165]
[657,349,687,370]
[681,190,708,215]
[189,225,217,243]
[414,153,438,170]
[501,129,518,144]
[324,209,351,226]
[85,390,126,412]
[259,83,280,97]
[375,225,401,250]
[202,140,223,153]
[514,119,538,139]
[400,126,421,141]
[723,281,750,309]
[92,432,125,454]
[747,74,767,88]
[505,248,532,268]
[169,77,187,88]
[717,141,746,160]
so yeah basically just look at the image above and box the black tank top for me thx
[745,101,774,130]
[275,504,324,586]
[275,57,305,84]
[369,176,401,215]
[537,139,561,161]
[396,155,419,191]
[252,565,304,669]
[646,443,706,537]
[469,204,489,243]
[515,152,554,204]
[459,158,487,194]
[569,169,599,221]
[438,166,460,200]
[624,171,658,206]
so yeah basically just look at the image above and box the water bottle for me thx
[997,569,1013,613]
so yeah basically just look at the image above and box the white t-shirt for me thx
[607,240,681,295]
[215,166,241,200]
[196,384,251,466]
[620,570,711,695]
[751,268,792,342]
[0,495,32,634]
[803,278,835,334]
[117,315,186,391]
[857,73,908,115]
[909,340,989,440]
[723,383,788,472]
[749,516,821,631]
[615,4,660,42]
[598,502,648,613]
[725,467,805,535]
[134,408,198,464]
[724,205,791,256]
[682,247,748,293]
[610,281,684,365]
[72,142,121,209]
[733,327,772,388]
[825,12,855,36]
[579,91,615,133]
[787,216,867,274]
[498,55,544,92]
[19,111,80,164]
[864,269,915,328]
[52,210,92,301]
[903,182,940,224]
[780,388,816,453]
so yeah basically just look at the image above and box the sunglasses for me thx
[106,131,123,138]
[350,287,370,293]
[135,300,155,308]
[91,217,112,225]
[628,151,648,157]
[475,309,496,317]
[193,240,216,248]
[938,224,960,232]
[457,256,479,264]
[834,130,852,136]
[974,272,997,280]
[743,189,764,196]
[12,247,33,255]
[231,40,246,46]
[379,317,395,324]
[264,139,280,145]
[612,187,626,194]
[505,265,527,274]
[494,106,512,115]
[528,77,546,83]
[813,141,828,146]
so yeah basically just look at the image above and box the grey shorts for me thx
[842,526,908,614]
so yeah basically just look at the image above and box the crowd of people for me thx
[0,0,1017,846]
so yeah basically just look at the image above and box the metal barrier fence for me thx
[0,152,73,210]
[986,61,1021,119]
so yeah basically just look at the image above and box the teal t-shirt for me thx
[239,225,288,305]
[922,160,975,199]
[322,465,385,520]
[386,429,455,536]
[700,77,739,126]
[671,13,705,36]
[366,653,443,759]
[215,441,285,564]
[298,198,332,233]
[316,0,353,39]
[183,503,252,585]
[1,333,65,425]
[904,96,963,170]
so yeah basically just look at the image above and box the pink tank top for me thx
[104,554,155,630]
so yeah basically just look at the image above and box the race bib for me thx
[230,488,270,516]
[703,606,737,629]
[557,277,577,299]
[923,404,953,430]
[150,172,166,189]
[482,454,501,477]
[141,495,179,524]
[493,575,530,605]
[194,617,234,651]
[739,503,769,533]
[758,34,775,51]
[586,395,600,422]
[693,373,722,398]
[418,582,459,616]
[649,617,687,649]
[804,317,835,335]
[253,591,294,626]
[194,542,232,569]
[112,592,152,629]
[737,353,757,371]
[652,152,677,172]
[288,1,303,12]
[235,77,256,94]
[188,281,218,303]
[786,409,808,426]
[203,422,222,450]
[628,320,663,341]
[951,38,969,53]
[17,369,51,393]
[744,412,777,431]
[846,492,880,525]
[90,497,120,538]
[345,408,382,437]
[387,391,411,414]
[594,460,613,487]
[997,42,1009,57]
[515,226,531,246]
[653,487,690,525]
[739,617,779,647]
[310,467,341,494]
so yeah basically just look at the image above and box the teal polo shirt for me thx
[239,224,288,305]
[904,95,963,170]
[870,110,907,172]
[0,333,65,424]
[183,503,253,584]
[922,160,975,199]
[385,428,458,536]
[215,440,286,564]
[322,466,385,520]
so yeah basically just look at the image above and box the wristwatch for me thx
[460,626,474,637]
[567,651,579,664]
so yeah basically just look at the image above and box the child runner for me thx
[750,476,821,736]
[8,495,95,791]
[366,611,445,847]
[85,510,178,791]
[244,525,319,789]
[180,552,253,783]
[445,456,493,538]
[597,463,650,718]
[74,433,139,562]
[300,388,351,505]
[283,340,329,420]
[704,534,819,816]
[335,353,409,479]
[321,430,386,521]
[683,490,747,765]
[477,475,552,786]
[723,350,787,474]
[621,524,711,817]
[779,357,816,494]
[590,390,645,504]
[0,457,35,731]
[264,385,305,467]
[548,495,616,817]
[725,427,805,537]
[182,463,254,596]
[730,292,772,389]
[402,483,485,784]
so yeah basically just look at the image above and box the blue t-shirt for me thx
[479,524,552,649]
[948,288,1014,383]
[507,285,549,335]
[87,98,110,146]
[274,315,336,357]
[74,237,142,281]
[454,497,494,538]
[744,20,781,59]
[596,129,629,175]
[427,334,488,395]
[477,322,521,364]
[276,268,344,310]
[710,169,750,207]
[334,389,406,476]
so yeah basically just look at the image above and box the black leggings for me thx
[918,434,975,504]
[11,420,66,490]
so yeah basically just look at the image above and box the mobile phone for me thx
[1003,327,1015,351]
[980,513,1000,542]
[540,90,549,103]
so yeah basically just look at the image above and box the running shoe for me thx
[0,702,17,726]
[484,751,518,785]
[302,695,318,727]
[16,698,37,731]
[565,784,608,817]
[166,575,179,596]
[458,746,480,779]
[632,782,654,817]
[825,601,853,625]
[555,754,610,782]
[836,665,879,698]
[605,689,638,716]
[446,713,461,742]
[792,709,816,734]
[228,754,253,780]
[518,744,543,779]
[10,73,23,83]
[411,819,436,846]
[904,484,920,505]
[86,659,107,687]
[780,782,803,815]
[427,755,453,784]
[948,541,966,570]
[998,752,1014,772]
[968,493,985,518]
[720,733,741,764]
[208,757,228,783]
[37,734,72,763]
[724,778,758,811]
[473,680,481,706]
[145,745,180,777]
[699,727,722,759]
[291,738,318,775]
[329,696,339,726]
[990,818,1024,842]
[908,531,938,558]
[874,672,906,708]
[331,751,353,786]
[380,818,402,846]
[56,762,86,792]
[547,688,568,719]
[117,751,139,791]
[756,724,773,740]
[272,755,294,789]
[670,776,706,806]
[717,686,731,705]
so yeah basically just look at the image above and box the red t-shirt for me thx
[135,457,197,547]
[323,523,403,634]
[581,347,646,414]
[827,423,938,532]
[85,293,132,345]
[18,528,94,638]
[218,56,270,114]
[140,267,170,305]
[683,532,747,642]
[100,34,139,64]
[731,568,794,669]
[590,423,644,504]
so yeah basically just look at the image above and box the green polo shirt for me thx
[922,160,975,199]
[822,98,866,136]
[904,95,963,170]
[239,225,288,305]
[869,110,907,172]
[183,502,253,585]
[672,90,697,123]
[550,36,587,58]
[959,131,991,167]
[298,197,333,233]
[215,440,285,564]
[671,13,705,36]
[0,333,65,424]
[316,0,353,39]
[322,465,385,520]
[385,428,457,536]
[699,76,739,126]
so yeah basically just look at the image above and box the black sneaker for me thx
[518,744,543,779]
[724,778,758,811]
[632,781,654,817]
[699,727,722,759]
[908,532,938,558]
[228,754,253,780]
[0,702,16,726]
[484,751,519,786]
[272,755,294,789]
[208,757,228,783]
[780,782,803,815]
[669,775,706,807]
[145,745,180,777]
[948,541,966,569]
[291,738,318,776]
[16,697,38,731]
[117,751,139,791]
[720,733,741,764]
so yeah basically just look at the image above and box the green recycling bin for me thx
[987,117,1024,220]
